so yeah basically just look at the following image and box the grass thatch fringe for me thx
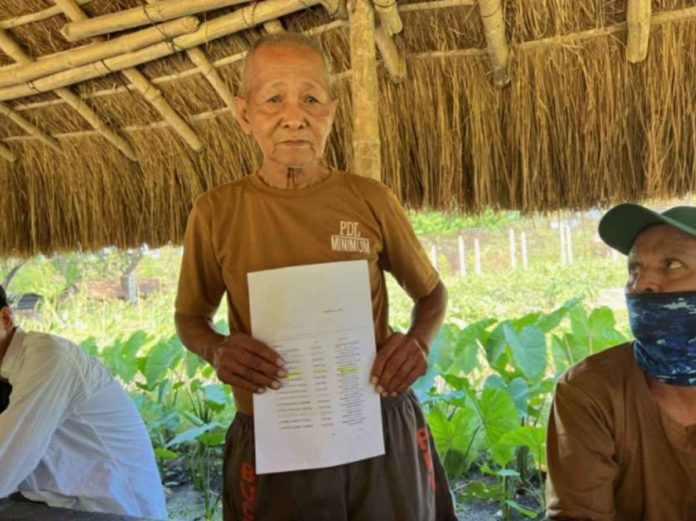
[2,2,696,255]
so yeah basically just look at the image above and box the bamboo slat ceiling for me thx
[1,0,696,256]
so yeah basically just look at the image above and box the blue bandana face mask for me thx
[626,291,696,386]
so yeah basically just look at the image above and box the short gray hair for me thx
[239,32,336,99]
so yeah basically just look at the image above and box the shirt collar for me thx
[0,327,26,383]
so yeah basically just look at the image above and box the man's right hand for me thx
[213,333,286,393]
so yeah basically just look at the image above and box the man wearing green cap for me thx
[545,204,696,521]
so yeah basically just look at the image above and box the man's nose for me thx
[628,270,661,294]
[280,102,306,128]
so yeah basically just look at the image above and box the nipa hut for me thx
[0,0,695,256]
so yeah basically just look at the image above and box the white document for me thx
[249,260,385,474]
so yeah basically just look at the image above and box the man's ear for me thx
[233,96,253,136]
[0,307,14,330]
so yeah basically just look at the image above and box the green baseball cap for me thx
[599,203,696,255]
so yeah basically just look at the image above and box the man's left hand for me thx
[370,333,428,396]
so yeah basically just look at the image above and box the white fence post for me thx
[520,231,528,270]
[430,244,439,272]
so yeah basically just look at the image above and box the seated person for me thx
[0,285,166,518]
[545,204,696,521]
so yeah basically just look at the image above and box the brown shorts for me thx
[222,391,457,521]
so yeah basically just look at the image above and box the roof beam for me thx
[0,28,136,160]
[54,0,204,153]
[61,0,250,42]
[375,25,406,82]
[0,102,62,153]
[0,17,199,89]
[0,0,94,30]
[263,19,285,33]
[478,0,511,87]
[627,0,652,63]
[0,0,321,102]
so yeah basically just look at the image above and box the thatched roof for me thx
[1,0,696,256]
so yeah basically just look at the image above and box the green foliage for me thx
[409,210,522,237]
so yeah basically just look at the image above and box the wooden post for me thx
[372,0,403,35]
[477,0,511,86]
[520,231,528,270]
[565,224,574,265]
[458,234,466,277]
[509,228,517,270]
[474,237,482,274]
[559,221,567,265]
[627,0,652,63]
[349,0,381,181]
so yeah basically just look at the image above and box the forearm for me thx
[174,312,226,366]
[407,281,447,351]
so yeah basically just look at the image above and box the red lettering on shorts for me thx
[416,427,436,491]
[240,462,257,521]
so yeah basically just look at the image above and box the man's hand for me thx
[370,333,428,396]
[213,332,286,394]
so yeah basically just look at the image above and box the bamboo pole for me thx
[375,25,406,82]
[0,142,16,162]
[0,28,137,160]
[349,0,381,181]
[0,0,322,101]
[143,0,236,114]
[627,0,652,63]
[0,102,62,153]
[372,0,403,35]
[55,0,204,153]
[478,0,510,87]
[0,18,199,89]
[62,0,254,41]
[0,0,94,30]
[398,0,475,12]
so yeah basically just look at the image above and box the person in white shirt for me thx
[0,285,167,518]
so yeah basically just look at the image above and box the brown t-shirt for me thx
[546,343,696,521]
[175,170,439,412]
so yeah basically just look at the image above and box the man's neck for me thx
[257,162,330,190]
[648,377,696,426]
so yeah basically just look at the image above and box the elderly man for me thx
[0,285,166,518]
[175,33,457,521]
[545,203,696,521]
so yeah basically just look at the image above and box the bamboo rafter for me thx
[0,102,62,153]
[0,0,94,29]
[0,17,199,89]
[0,0,322,102]
[54,0,204,153]
[264,19,285,33]
[62,0,252,41]
[375,26,406,82]
[627,0,652,63]
[478,0,510,86]
[0,28,137,159]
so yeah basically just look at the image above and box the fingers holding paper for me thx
[213,332,286,393]
[371,333,428,397]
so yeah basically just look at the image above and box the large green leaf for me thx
[503,324,547,381]
[165,423,223,447]
[535,298,581,332]
[449,318,496,375]
[144,339,184,387]
[470,388,521,448]
[489,426,546,468]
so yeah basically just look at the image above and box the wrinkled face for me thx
[626,224,696,293]
[233,44,337,169]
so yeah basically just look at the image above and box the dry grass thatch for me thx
[2,0,696,256]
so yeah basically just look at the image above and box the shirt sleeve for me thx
[377,189,439,300]
[0,344,79,498]
[545,378,618,521]
[175,197,227,318]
